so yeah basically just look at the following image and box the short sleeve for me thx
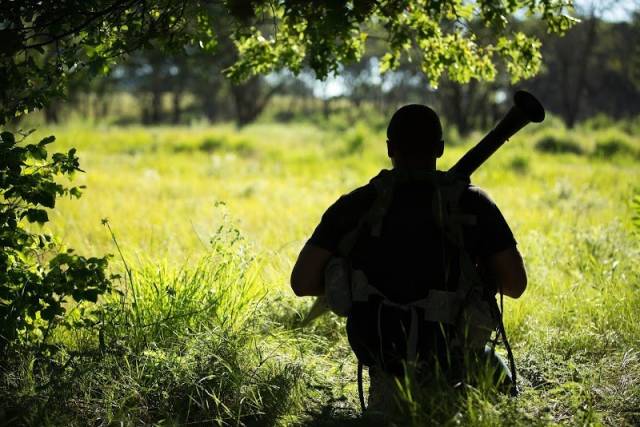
[307,184,376,253]
[461,186,517,257]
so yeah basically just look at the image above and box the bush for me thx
[342,123,370,155]
[172,133,255,157]
[592,130,637,158]
[0,131,112,352]
[198,136,225,152]
[534,132,584,155]
[509,155,530,174]
[582,113,615,131]
[617,116,640,136]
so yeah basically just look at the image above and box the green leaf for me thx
[41,305,60,321]
[69,187,83,198]
[39,135,55,145]
[35,190,56,209]
[84,289,100,303]
[25,209,49,224]
[27,144,47,160]
[1,131,15,146]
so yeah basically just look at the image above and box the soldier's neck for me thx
[391,156,437,170]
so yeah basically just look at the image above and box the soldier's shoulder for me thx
[465,184,492,199]
[342,170,388,201]
[327,175,378,215]
[461,184,499,210]
[340,182,376,209]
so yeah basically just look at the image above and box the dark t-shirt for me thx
[308,170,516,303]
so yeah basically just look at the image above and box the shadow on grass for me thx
[302,401,374,427]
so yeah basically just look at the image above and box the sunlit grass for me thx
[4,117,639,425]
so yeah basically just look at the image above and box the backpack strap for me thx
[337,170,396,256]
[432,176,501,351]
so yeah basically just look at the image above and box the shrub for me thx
[343,124,368,155]
[592,130,637,159]
[509,155,530,174]
[273,110,296,123]
[0,131,113,352]
[582,113,615,131]
[618,116,640,136]
[534,132,584,155]
[198,136,225,152]
[172,133,255,157]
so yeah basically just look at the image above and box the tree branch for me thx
[23,0,143,50]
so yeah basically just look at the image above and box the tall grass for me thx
[2,221,310,425]
[2,117,639,425]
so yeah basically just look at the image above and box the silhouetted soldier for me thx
[291,105,527,415]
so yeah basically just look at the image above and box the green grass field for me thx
[3,117,640,425]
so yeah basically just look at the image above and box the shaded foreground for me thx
[1,120,639,425]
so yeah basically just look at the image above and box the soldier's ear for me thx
[386,139,394,158]
[434,139,444,158]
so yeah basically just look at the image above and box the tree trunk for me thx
[44,104,60,123]
[150,88,162,124]
[323,98,331,119]
[451,84,471,136]
[231,77,280,127]
[558,10,599,128]
[171,89,182,124]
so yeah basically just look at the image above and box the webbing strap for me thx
[352,269,460,324]
[369,174,395,237]
[337,171,394,256]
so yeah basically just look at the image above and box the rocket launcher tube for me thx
[448,90,545,178]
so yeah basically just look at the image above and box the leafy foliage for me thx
[0,0,578,124]
[0,0,216,124]
[0,131,112,351]
[226,0,577,86]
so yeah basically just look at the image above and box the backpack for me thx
[322,168,517,407]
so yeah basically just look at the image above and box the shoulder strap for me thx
[338,168,449,255]
[337,169,395,256]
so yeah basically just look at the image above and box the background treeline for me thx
[36,12,640,134]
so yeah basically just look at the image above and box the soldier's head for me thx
[386,104,444,169]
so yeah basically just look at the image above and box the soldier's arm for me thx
[290,244,333,296]
[484,245,527,299]
[291,184,375,297]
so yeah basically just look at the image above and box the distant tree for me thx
[554,2,606,128]
[108,45,280,126]
[584,14,640,120]
[523,6,640,126]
